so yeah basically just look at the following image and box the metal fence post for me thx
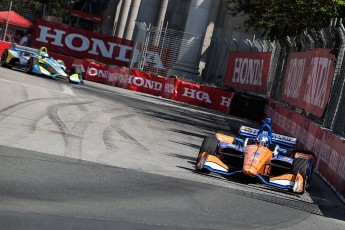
[138,23,151,70]
[323,21,345,130]
[2,1,12,41]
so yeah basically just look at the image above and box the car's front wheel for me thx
[195,135,219,171]
[26,57,39,74]
[291,158,311,194]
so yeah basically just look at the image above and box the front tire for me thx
[195,135,219,171]
[292,158,310,194]
[26,57,39,74]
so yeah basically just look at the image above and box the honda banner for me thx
[282,48,335,117]
[80,59,234,113]
[128,69,165,96]
[32,19,171,73]
[224,51,272,94]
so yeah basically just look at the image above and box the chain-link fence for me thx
[203,30,276,94]
[324,21,345,135]
[270,27,345,129]
[130,22,204,78]
[265,20,345,137]
[0,0,45,42]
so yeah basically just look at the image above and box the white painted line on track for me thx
[0,79,75,96]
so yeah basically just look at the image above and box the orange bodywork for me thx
[206,155,230,171]
[242,145,273,176]
[215,133,235,145]
[295,152,314,161]
[293,172,305,193]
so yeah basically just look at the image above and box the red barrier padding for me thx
[80,60,234,114]
[162,77,178,100]
[266,98,345,201]
[128,69,165,96]
[0,41,10,55]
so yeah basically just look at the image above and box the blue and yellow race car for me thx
[1,44,83,84]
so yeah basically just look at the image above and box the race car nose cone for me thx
[242,167,257,176]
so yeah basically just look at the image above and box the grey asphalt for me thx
[0,67,345,229]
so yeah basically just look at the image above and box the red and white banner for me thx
[224,51,272,94]
[282,49,335,117]
[32,19,171,74]
[128,69,165,96]
[33,19,132,67]
[80,60,234,113]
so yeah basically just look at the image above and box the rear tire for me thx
[195,135,219,171]
[1,50,10,68]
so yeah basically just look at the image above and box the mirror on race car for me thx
[277,148,287,155]
[235,138,244,145]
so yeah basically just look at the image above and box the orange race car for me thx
[195,118,314,194]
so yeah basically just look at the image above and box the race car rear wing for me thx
[239,126,297,148]
[10,38,38,54]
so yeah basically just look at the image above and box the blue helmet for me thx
[255,134,270,147]
[265,118,272,125]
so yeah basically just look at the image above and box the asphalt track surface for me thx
[1,67,345,229]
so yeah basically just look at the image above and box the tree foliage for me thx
[225,0,345,41]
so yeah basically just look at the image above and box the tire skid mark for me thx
[109,115,149,151]
[19,84,29,101]
[103,126,119,151]
[0,97,73,123]
[64,107,124,158]
[45,101,94,146]
[31,100,95,132]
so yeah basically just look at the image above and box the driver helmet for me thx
[265,118,272,125]
[255,134,270,147]
[41,52,49,58]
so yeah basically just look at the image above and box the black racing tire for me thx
[26,57,39,74]
[69,66,84,83]
[291,158,310,194]
[198,135,219,156]
[70,66,82,74]
[1,49,10,68]
[195,135,219,170]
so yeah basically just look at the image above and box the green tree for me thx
[225,0,345,41]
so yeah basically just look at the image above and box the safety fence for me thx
[0,0,44,42]
[130,22,204,78]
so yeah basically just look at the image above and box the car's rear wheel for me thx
[1,50,10,68]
